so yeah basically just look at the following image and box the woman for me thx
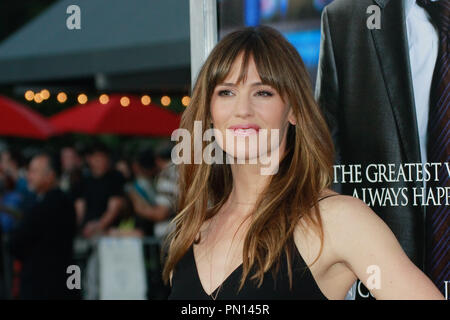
[163,25,444,300]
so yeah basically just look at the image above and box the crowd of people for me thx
[0,141,178,299]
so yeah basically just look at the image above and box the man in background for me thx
[9,152,78,299]
[75,143,125,238]
[0,149,36,212]
[59,145,84,203]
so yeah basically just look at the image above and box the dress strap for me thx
[318,194,339,202]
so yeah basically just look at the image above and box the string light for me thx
[57,92,67,103]
[161,95,171,107]
[141,95,151,106]
[24,90,34,101]
[99,94,109,104]
[181,96,190,107]
[34,93,43,103]
[40,89,50,100]
[78,94,88,104]
[120,96,130,107]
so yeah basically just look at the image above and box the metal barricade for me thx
[73,236,170,300]
[0,235,170,300]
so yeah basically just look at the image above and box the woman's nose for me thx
[234,92,254,118]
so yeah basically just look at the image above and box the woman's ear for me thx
[288,109,296,126]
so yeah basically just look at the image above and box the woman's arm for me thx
[326,195,444,300]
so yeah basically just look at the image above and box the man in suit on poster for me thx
[315,0,448,298]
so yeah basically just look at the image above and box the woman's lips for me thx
[227,124,260,136]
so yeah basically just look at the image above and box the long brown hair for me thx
[162,25,334,291]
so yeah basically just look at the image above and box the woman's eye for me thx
[218,90,233,96]
[216,89,273,97]
[256,90,274,97]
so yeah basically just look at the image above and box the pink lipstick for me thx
[227,124,260,136]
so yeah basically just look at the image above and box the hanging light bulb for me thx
[120,96,130,107]
[141,95,151,105]
[24,90,34,101]
[99,94,109,104]
[57,92,67,103]
[40,89,50,100]
[181,96,190,107]
[161,95,171,107]
[78,93,88,104]
[34,93,43,103]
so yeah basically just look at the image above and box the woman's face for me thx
[210,53,296,164]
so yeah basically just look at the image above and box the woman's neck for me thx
[225,163,270,216]
[222,135,287,219]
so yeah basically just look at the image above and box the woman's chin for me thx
[224,150,271,164]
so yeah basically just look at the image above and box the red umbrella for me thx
[0,95,55,139]
[50,94,181,136]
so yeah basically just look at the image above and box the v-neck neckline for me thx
[190,245,243,298]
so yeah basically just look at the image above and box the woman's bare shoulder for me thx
[313,189,399,262]
[293,191,368,278]
[295,190,384,269]
[296,189,381,251]
[317,189,371,217]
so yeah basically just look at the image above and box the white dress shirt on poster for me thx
[404,0,439,183]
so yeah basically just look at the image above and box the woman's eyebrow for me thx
[217,82,267,87]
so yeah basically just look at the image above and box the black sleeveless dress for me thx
[168,194,338,300]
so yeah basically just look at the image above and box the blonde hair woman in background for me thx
[163,25,444,300]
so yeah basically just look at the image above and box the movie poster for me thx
[217,0,448,300]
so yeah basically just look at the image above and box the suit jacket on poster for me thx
[315,0,426,271]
